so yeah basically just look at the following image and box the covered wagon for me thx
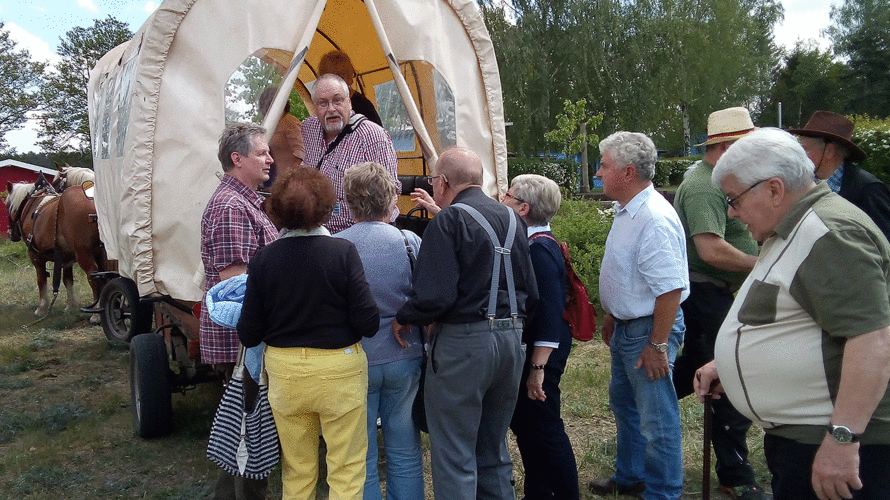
[87,0,508,437]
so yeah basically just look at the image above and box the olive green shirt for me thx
[674,161,758,286]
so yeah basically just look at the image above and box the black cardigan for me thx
[237,235,379,350]
[839,161,890,241]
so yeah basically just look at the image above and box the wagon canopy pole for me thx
[363,0,440,168]
[262,0,329,139]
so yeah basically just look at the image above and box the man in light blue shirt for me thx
[588,131,689,500]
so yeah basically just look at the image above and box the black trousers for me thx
[673,281,756,488]
[764,434,890,500]
[510,360,580,500]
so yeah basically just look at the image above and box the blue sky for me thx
[0,0,838,153]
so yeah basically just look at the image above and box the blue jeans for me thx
[609,311,685,500]
[364,357,424,500]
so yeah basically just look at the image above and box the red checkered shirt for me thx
[302,113,400,233]
[199,174,278,364]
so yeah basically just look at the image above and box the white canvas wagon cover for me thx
[88,0,508,301]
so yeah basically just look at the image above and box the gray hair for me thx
[218,123,266,172]
[712,128,814,193]
[343,162,398,221]
[599,132,658,180]
[312,74,349,101]
[510,174,562,226]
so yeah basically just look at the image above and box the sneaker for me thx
[720,484,772,500]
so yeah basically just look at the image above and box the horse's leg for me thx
[63,265,76,311]
[74,248,102,323]
[33,254,50,316]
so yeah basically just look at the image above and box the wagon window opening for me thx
[115,55,139,158]
[224,51,308,126]
[373,61,455,153]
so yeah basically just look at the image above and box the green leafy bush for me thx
[654,157,700,187]
[851,115,890,185]
[550,194,614,311]
[508,157,580,191]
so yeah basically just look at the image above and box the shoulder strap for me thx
[529,232,558,244]
[451,203,518,323]
[399,229,416,273]
[315,114,368,169]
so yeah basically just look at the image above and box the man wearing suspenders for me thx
[396,147,538,499]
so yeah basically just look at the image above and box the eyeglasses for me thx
[726,179,768,209]
[503,191,528,204]
[316,96,347,109]
[423,174,448,186]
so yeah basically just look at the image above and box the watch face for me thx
[649,342,668,353]
[831,426,854,443]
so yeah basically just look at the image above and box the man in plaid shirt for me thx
[200,123,278,499]
[303,73,399,233]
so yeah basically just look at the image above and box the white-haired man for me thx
[589,131,689,500]
[695,128,890,500]
[302,73,399,233]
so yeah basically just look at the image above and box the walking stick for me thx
[702,380,718,500]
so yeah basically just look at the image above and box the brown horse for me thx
[5,180,106,319]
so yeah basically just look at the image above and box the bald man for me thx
[396,148,538,499]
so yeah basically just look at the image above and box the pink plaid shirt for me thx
[199,174,278,364]
[303,113,400,233]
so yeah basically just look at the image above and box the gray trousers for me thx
[425,321,526,500]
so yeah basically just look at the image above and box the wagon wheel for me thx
[100,277,152,344]
[130,334,173,438]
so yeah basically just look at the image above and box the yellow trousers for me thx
[264,344,368,500]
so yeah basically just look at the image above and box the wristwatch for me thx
[827,424,861,444]
[647,341,668,353]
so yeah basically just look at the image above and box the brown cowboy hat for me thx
[788,111,867,162]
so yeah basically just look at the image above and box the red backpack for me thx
[529,233,597,341]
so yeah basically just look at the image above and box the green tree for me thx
[0,22,45,151]
[826,0,890,116]
[37,16,132,160]
[758,41,848,128]
[484,0,781,156]
[545,99,604,191]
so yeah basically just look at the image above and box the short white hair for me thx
[712,128,814,193]
[599,131,658,180]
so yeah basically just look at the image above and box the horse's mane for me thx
[56,166,95,188]
[5,182,35,214]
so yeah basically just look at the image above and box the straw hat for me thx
[787,111,866,162]
[695,107,755,147]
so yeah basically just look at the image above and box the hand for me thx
[526,369,546,401]
[635,345,669,380]
[693,361,723,403]
[601,314,615,345]
[812,435,862,500]
[392,319,411,349]
[411,188,441,215]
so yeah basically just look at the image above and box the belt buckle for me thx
[495,318,512,330]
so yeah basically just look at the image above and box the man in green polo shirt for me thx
[696,127,890,500]
[673,107,766,500]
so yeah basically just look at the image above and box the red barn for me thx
[1,160,59,239]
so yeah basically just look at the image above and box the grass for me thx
[0,238,770,499]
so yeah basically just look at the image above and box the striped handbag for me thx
[207,345,280,479]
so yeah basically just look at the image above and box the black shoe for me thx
[720,484,772,500]
[588,478,646,497]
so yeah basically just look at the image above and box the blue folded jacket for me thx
[206,274,263,382]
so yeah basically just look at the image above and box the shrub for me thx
[550,194,614,311]
[508,156,580,191]
[654,157,700,187]
[851,115,890,185]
